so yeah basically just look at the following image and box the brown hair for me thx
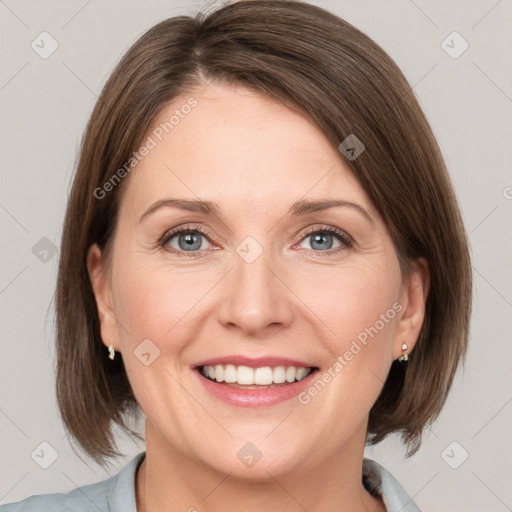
[55,0,472,465]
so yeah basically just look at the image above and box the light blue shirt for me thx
[1,452,420,511]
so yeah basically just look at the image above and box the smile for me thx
[194,364,319,407]
[199,364,314,386]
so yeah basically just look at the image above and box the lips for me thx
[193,355,316,369]
[193,361,319,407]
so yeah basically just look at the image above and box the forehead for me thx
[120,82,376,220]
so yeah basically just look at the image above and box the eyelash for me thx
[158,224,353,258]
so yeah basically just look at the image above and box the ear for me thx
[392,257,430,359]
[87,243,119,351]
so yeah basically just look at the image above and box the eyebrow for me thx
[138,198,374,225]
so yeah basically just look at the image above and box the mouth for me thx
[195,364,319,390]
[192,363,320,408]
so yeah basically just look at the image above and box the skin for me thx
[87,82,429,512]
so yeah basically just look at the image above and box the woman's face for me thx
[88,82,426,478]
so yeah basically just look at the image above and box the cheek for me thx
[112,257,205,343]
[110,259,209,415]
[297,271,399,416]
[287,261,402,451]
[298,259,400,342]
[295,258,401,398]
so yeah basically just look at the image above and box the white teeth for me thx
[237,365,255,385]
[254,366,273,385]
[224,364,237,383]
[272,365,286,384]
[214,364,224,382]
[285,366,296,383]
[200,364,313,385]
[295,367,308,381]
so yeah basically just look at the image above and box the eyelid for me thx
[299,224,352,242]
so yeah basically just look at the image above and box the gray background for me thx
[1,0,511,510]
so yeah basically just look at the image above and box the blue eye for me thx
[297,227,352,253]
[159,224,352,257]
[161,226,213,256]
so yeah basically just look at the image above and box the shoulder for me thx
[363,458,421,512]
[1,452,146,512]
[0,479,111,512]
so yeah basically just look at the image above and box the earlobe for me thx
[393,258,430,359]
[86,243,119,351]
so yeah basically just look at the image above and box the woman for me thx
[2,0,472,510]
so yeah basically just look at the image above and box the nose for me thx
[217,246,294,337]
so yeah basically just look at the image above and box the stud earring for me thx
[398,343,408,362]
[108,344,116,360]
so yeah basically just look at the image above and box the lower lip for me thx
[194,368,318,407]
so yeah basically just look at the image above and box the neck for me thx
[136,420,385,512]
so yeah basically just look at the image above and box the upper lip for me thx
[194,355,317,369]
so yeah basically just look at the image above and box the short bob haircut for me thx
[55,0,472,466]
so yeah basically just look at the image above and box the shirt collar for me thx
[363,458,421,512]
[108,452,420,512]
